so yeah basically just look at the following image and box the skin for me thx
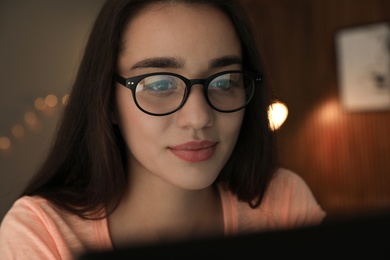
[109,3,244,247]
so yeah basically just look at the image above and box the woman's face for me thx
[114,3,244,190]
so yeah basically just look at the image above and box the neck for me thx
[108,174,224,248]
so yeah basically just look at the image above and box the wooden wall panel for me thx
[242,0,390,219]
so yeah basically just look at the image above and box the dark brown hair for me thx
[22,0,278,219]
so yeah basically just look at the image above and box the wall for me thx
[242,0,390,219]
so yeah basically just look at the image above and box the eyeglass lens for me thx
[134,72,253,115]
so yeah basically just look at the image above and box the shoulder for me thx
[2,195,59,220]
[0,196,59,235]
[0,196,111,259]
[267,167,316,199]
[1,196,80,232]
[261,168,326,223]
[220,168,326,233]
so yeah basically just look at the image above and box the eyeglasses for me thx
[114,70,261,116]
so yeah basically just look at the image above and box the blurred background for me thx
[1,0,390,222]
[0,0,106,221]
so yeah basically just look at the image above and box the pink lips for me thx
[169,140,217,162]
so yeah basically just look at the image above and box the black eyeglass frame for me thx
[114,70,262,116]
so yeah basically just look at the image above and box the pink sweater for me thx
[0,168,326,259]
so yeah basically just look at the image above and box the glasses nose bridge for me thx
[186,78,208,98]
[182,78,209,107]
[183,78,207,98]
[187,78,207,89]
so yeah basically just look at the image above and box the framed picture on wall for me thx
[335,21,390,112]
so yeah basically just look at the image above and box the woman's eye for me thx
[209,78,238,90]
[210,79,230,89]
[145,80,174,92]
[140,76,178,93]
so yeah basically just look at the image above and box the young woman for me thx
[0,0,326,259]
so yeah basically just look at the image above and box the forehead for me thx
[118,3,242,72]
[123,3,235,39]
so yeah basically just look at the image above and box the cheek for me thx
[218,110,245,153]
[114,86,169,150]
[115,87,144,145]
[114,84,147,125]
[224,110,245,137]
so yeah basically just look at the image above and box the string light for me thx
[34,97,46,110]
[0,94,69,153]
[0,137,11,151]
[24,111,39,127]
[45,94,58,107]
[11,124,25,139]
[62,94,70,105]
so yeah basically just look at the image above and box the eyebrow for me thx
[209,55,242,68]
[131,57,185,69]
[130,55,242,70]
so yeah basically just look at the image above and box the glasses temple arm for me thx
[113,74,127,86]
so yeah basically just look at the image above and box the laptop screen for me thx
[78,211,390,259]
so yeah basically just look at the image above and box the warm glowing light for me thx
[45,94,58,107]
[268,101,288,131]
[24,111,39,126]
[318,98,340,125]
[34,97,46,110]
[0,136,11,150]
[12,124,25,138]
[62,94,70,105]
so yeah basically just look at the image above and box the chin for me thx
[170,173,219,191]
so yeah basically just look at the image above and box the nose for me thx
[175,85,214,129]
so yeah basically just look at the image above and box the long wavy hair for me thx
[22,0,278,219]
